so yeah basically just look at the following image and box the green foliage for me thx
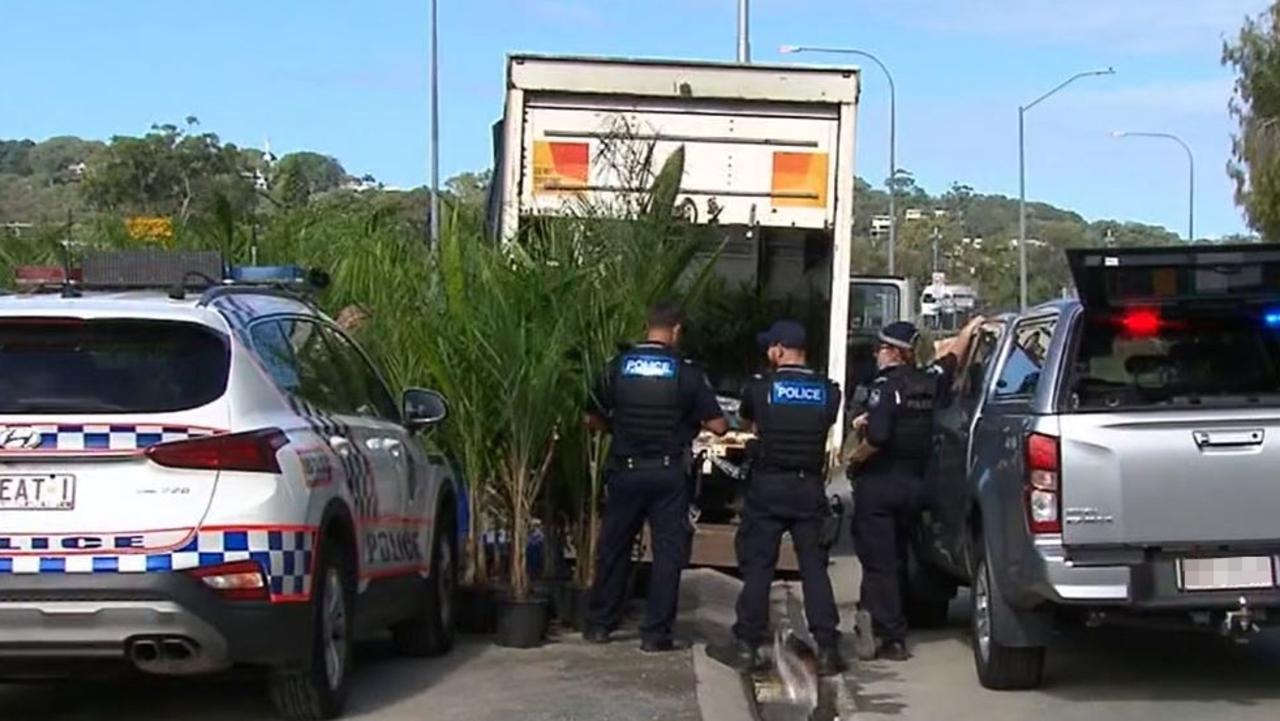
[273,152,347,207]
[1225,4,1280,239]
[80,119,257,223]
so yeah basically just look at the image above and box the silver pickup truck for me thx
[910,244,1280,690]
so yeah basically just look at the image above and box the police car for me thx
[0,252,461,720]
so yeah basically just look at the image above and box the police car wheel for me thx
[270,538,354,720]
[392,510,457,657]
[970,554,1045,691]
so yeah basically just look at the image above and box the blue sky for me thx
[1,0,1268,238]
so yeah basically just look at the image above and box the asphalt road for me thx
[6,560,1280,721]
[841,595,1280,721]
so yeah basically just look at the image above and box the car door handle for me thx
[329,436,353,456]
[1193,429,1264,449]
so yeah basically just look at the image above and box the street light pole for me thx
[1018,67,1114,311]
[429,0,441,246]
[1112,131,1195,242]
[737,0,750,63]
[780,45,896,274]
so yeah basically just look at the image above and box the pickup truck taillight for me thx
[146,429,288,474]
[1025,433,1061,535]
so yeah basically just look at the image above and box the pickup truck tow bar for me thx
[1223,596,1261,642]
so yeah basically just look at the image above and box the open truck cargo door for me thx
[1059,244,1280,552]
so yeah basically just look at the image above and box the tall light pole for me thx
[1019,67,1114,310]
[737,0,750,62]
[429,0,441,246]
[781,44,897,274]
[1112,131,1194,242]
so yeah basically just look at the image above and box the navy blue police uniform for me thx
[586,341,724,645]
[733,362,843,655]
[852,322,957,650]
[737,322,844,665]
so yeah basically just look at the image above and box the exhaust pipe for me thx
[163,639,195,661]
[129,636,204,674]
[130,639,159,664]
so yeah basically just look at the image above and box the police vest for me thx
[885,366,936,462]
[756,369,835,474]
[611,346,683,457]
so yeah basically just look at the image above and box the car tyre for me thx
[971,552,1045,690]
[270,538,355,720]
[906,544,955,629]
[392,511,457,657]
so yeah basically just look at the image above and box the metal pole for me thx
[780,47,896,275]
[1017,68,1114,311]
[1018,106,1027,312]
[887,73,897,276]
[737,0,750,63]
[429,0,441,246]
[1112,132,1194,242]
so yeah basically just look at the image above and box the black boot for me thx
[876,640,911,662]
[816,646,848,676]
[640,637,691,653]
[735,640,766,672]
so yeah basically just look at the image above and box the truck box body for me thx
[494,54,862,453]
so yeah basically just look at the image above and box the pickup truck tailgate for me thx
[1059,411,1280,547]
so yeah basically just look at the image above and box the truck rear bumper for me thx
[1018,536,1280,613]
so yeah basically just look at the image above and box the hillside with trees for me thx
[0,120,1252,311]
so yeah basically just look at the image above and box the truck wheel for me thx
[392,513,457,657]
[270,539,354,720]
[971,555,1045,690]
[906,546,955,629]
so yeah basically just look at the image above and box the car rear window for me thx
[1071,308,1280,410]
[0,319,230,414]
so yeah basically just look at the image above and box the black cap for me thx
[878,321,919,350]
[757,320,807,350]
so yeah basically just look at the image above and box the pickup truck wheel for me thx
[270,539,354,720]
[392,514,457,657]
[906,545,955,629]
[971,555,1045,690]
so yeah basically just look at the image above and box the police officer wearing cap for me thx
[583,300,728,652]
[849,317,983,661]
[732,320,846,675]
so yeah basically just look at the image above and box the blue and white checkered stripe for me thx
[0,528,315,599]
[22,425,219,452]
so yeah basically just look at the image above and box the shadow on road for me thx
[922,592,1280,708]
[0,635,487,720]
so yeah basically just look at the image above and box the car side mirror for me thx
[403,389,448,431]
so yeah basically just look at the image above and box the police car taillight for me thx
[1025,433,1061,535]
[188,561,269,601]
[146,429,288,474]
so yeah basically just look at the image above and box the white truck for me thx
[491,54,911,567]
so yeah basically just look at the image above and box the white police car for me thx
[0,253,460,720]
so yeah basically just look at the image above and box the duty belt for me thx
[754,467,822,481]
[618,455,679,471]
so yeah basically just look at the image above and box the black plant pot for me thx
[496,596,549,649]
[458,584,501,634]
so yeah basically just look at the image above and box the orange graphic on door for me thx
[771,152,829,208]
[533,141,590,195]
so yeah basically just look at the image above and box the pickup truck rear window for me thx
[0,319,230,414]
[1071,309,1280,409]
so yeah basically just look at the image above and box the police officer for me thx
[583,300,728,652]
[732,320,846,676]
[849,318,982,661]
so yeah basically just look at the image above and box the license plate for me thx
[0,475,75,510]
[1178,557,1276,592]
